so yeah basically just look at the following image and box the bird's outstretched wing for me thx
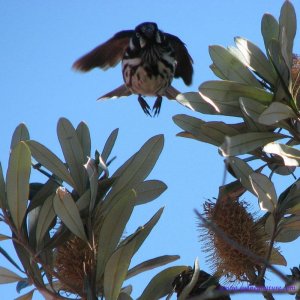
[73,30,134,71]
[165,33,193,86]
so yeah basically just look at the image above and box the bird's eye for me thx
[136,32,140,38]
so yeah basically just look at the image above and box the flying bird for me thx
[73,22,193,116]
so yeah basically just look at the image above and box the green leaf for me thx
[53,188,87,242]
[258,102,296,125]
[209,63,227,80]
[102,128,119,162]
[0,246,23,273]
[279,0,296,68]
[0,163,6,210]
[134,180,167,205]
[173,114,240,146]
[235,37,277,85]
[195,80,273,117]
[249,172,277,212]
[36,194,56,246]
[15,290,34,300]
[104,236,137,300]
[6,142,31,231]
[227,157,255,194]
[57,117,88,195]
[0,235,10,241]
[84,157,99,212]
[76,121,91,159]
[118,293,133,300]
[96,189,136,282]
[106,135,164,204]
[178,258,200,300]
[132,207,164,255]
[176,92,222,115]
[137,266,188,300]
[26,140,75,188]
[276,215,300,242]
[263,142,300,166]
[76,189,91,211]
[0,267,22,283]
[219,132,286,156]
[261,14,279,53]
[126,255,180,280]
[239,97,268,122]
[10,123,30,151]
[209,45,261,87]
[269,248,287,266]
[268,39,290,87]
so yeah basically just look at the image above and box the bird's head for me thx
[132,22,164,49]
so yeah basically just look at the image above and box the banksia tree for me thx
[0,118,181,299]
[172,0,300,299]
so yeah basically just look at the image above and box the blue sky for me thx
[1,1,300,299]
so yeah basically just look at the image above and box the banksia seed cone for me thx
[54,235,94,297]
[199,198,269,283]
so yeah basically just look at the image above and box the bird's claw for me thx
[152,96,162,117]
[138,95,152,116]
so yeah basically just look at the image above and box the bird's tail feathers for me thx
[97,84,132,100]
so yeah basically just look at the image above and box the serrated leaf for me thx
[36,194,56,246]
[10,123,30,151]
[6,142,31,231]
[261,14,279,53]
[263,142,300,166]
[96,189,136,282]
[134,180,167,205]
[0,267,22,283]
[126,255,180,280]
[102,129,119,162]
[258,102,296,125]
[137,266,189,300]
[106,135,164,205]
[219,132,286,156]
[104,236,137,300]
[209,45,261,87]
[53,188,87,242]
[15,289,34,300]
[76,121,91,159]
[279,0,296,68]
[57,118,88,195]
[249,172,277,212]
[269,248,287,266]
[26,140,75,188]
[235,37,277,85]
[178,258,199,300]
[227,157,255,194]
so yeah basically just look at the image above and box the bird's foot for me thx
[138,95,151,116]
[152,96,163,117]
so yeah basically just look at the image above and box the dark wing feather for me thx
[165,33,193,85]
[73,30,134,71]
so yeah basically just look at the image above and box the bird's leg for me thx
[152,96,163,116]
[138,95,151,116]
